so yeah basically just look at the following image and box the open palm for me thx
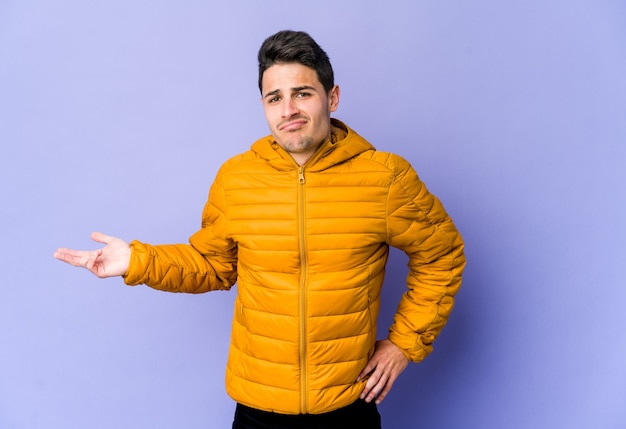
[54,232,131,278]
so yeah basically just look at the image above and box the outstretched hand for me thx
[358,339,409,404]
[54,232,131,278]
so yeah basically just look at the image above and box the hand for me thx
[358,339,409,404]
[54,232,131,278]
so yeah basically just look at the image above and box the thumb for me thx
[90,231,113,245]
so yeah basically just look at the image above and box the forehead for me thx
[261,63,322,94]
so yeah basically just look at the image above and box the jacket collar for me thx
[250,118,375,171]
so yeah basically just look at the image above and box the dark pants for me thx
[232,399,382,429]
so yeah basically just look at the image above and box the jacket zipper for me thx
[297,165,308,413]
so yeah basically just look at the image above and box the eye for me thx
[295,92,310,99]
[267,95,281,104]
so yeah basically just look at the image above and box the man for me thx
[54,30,466,429]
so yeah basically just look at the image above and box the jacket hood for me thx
[250,118,375,171]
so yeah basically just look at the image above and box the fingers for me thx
[53,236,105,271]
[53,232,110,266]
[84,248,102,273]
[53,248,90,267]
[357,361,375,382]
[54,247,106,278]
[361,369,391,404]
[358,340,409,404]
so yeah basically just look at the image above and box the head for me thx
[258,30,340,165]
[258,30,335,94]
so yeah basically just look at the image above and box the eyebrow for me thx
[263,85,318,99]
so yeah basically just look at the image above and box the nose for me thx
[281,97,299,118]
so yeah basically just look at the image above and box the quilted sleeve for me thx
[123,170,238,293]
[386,155,466,362]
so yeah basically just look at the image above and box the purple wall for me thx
[1,1,624,428]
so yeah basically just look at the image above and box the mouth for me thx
[279,118,308,132]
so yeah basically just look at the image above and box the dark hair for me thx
[257,30,335,94]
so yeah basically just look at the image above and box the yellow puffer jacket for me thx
[124,119,465,415]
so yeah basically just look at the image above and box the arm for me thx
[359,156,466,403]
[54,232,237,294]
[55,170,238,293]
[385,162,465,362]
[121,173,238,293]
[122,239,237,294]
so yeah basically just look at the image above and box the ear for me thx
[328,85,340,113]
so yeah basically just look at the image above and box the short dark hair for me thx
[257,30,335,94]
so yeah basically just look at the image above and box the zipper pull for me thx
[298,167,305,184]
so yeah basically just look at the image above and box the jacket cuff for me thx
[388,331,432,363]
[122,240,151,286]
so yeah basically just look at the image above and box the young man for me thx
[54,30,466,429]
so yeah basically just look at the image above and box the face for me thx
[261,63,340,165]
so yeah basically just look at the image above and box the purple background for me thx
[1,1,625,428]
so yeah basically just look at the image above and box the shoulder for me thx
[356,150,416,179]
[216,146,271,177]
